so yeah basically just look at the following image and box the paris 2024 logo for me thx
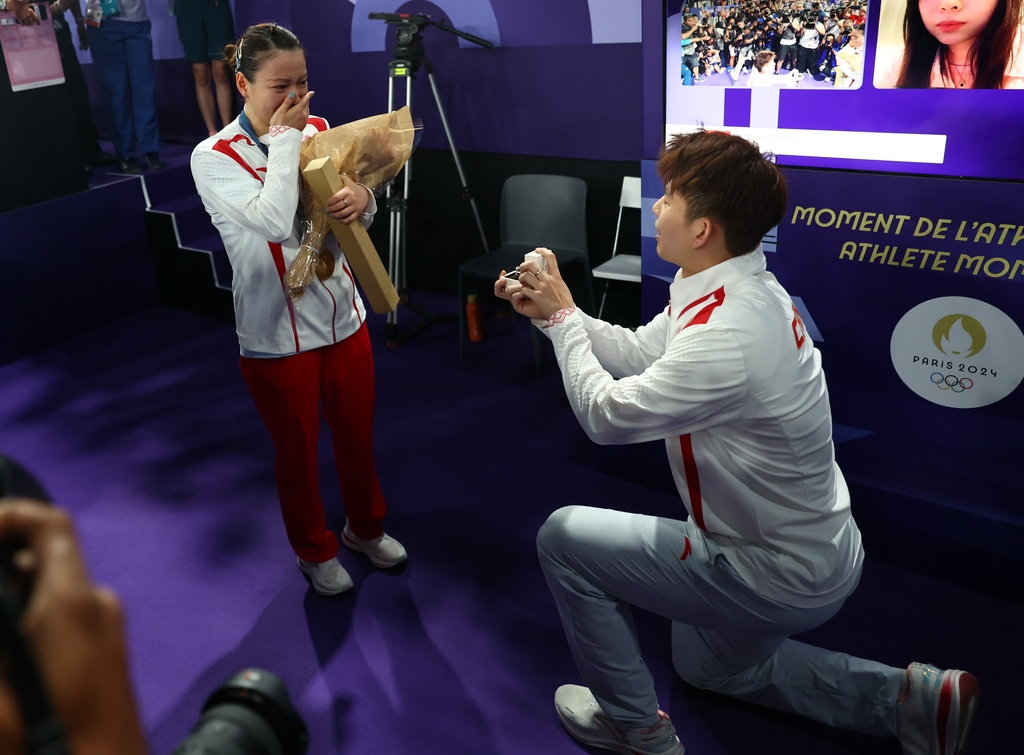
[890,297,1024,409]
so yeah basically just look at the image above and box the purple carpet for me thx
[0,299,1018,754]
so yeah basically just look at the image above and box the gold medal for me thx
[315,248,336,281]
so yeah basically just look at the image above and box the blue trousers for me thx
[88,19,160,158]
[537,506,902,735]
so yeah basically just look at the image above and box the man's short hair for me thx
[753,50,775,70]
[657,130,788,257]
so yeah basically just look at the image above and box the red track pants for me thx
[240,324,387,562]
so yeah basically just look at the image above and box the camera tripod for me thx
[369,13,493,346]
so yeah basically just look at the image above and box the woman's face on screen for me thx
[918,0,999,49]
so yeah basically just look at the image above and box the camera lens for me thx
[172,669,308,755]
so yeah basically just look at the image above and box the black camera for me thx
[0,457,309,755]
[172,669,309,755]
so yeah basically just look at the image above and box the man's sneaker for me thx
[342,521,407,568]
[119,156,142,175]
[897,663,980,755]
[144,152,166,171]
[554,684,683,755]
[297,556,353,596]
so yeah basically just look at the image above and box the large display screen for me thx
[665,1,1024,180]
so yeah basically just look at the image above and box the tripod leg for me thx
[426,71,489,254]
[385,77,399,339]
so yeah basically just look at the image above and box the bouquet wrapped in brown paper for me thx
[286,106,417,299]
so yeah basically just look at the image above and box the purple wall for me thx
[222,1,644,161]
[80,1,645,158]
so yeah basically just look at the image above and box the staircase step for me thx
[150,194,203,216]
[181,232,232,290]
[173,204,218,247]
[140,164,197,209]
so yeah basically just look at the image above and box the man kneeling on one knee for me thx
[494,130,979,755]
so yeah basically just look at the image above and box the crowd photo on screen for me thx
[680,0,869,88]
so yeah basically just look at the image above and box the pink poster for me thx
[1,4,64,92]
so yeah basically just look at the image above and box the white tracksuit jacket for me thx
[191,115,374,356]
[543,248,863,608]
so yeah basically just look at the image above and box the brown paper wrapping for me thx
[285,107,416,303]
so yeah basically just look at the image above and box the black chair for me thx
[457,174,594,375]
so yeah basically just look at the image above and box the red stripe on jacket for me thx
[679,435,706,530]
[678,286,726,328]
[673,287,727,532]
[318,277,338,343]
[212,135,264,183]
[307,117,329,133]
[268,242,300,352]
[340,261,362,325]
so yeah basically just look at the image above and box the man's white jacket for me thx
[191,115,374,356]
[543,249,863,608]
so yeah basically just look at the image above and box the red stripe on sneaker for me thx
[937,671,953,755]
[679,435,706,530]
[268,242,300,352]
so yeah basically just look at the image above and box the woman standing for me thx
[190,23,406,597]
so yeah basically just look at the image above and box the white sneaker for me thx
[554,684,684,755]
[897,663,979,755]
[342,521,407,568]
[297,556,353,596]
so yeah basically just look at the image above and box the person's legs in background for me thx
[190,61,218,135]
[87,21,139,173]
[210,59,234,131]
[120,20,162,170]
[205,0,236,129]
[52,12,113,167]
[178,0,235,135]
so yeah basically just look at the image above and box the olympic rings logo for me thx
[930,373,974,392]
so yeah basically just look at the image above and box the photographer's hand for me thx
[0,500,147,755]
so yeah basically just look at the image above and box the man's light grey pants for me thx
[537,506,902,735]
